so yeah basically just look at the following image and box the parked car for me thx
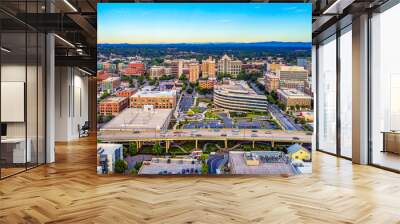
[292,137,300,140]
[251,134,258,137]
[221,133,227,137]
[251,130,258,133]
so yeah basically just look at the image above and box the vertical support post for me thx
[352,14,369,164]
[46,32,55,163]
[166,140,170,153]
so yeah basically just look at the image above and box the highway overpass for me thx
[98,128,312,151]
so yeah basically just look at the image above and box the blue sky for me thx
[98,3,311,44]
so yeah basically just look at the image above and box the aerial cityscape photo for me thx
[97,3,313,175]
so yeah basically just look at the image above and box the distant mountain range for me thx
[98,41,312,48]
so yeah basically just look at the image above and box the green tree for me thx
[129,79,134,87]
[97,114,104,123]
[270,91,278,100]
[152,142,162,155]
[130,168,138,175]
[100,92,110,100]
[182,83,187,91]
[179,74,187,81]
[159,75,175,81]
[105,115,113,122]
[201,162,208,174]
[134,161,143,171]
[138,76,145,85]
[114,159,127,173]
[295,104,301,111]
[121,75,130,82]
[129,143,137,156]
[149,78,157,86]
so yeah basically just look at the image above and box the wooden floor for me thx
[1,136,400,224]
[372,151,400,171]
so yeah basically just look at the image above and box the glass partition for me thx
[317,35,337,154]
[370,3,400,171]
[0,1,46,179]
[1,30,28,177]
[339,27,352,158]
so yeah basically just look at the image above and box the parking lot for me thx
[138,158,202,175]
[229,151,297,175]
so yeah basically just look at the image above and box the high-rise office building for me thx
[277,66,309,90]
[201,56,216,78]
[101,77,121,93]
[130,90,177,109]
[199,78,217,89]
[265,73,280,93]
[99,96,129,116]
[173,59,184,78]
[189,63,200,83]
[268,63,283,72]
[276,88,312,109]
[217,54,242,77]
[149,66,172,79]
[124,62,145,76]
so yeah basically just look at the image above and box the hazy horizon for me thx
[98,3,312,44]
[97,41,312,45]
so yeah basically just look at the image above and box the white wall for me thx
[55,67,89,141]
[1,63,46,164]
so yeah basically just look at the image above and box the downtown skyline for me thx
[98,3,312,44]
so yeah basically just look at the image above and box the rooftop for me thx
[278,88,312,99]
[150,66,166,69]
[287,144,309,154]
[101,108,172,130]
[100,96,127,103]
[215,80,265,99]
[229,151,296,175]
[279,66,307,72]
[133,90,176,98]
[138,158,202,175]
[117,88,137,93]
[97,143,123,154]
[103,77,120,82]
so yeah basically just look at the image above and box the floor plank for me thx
[0,136,399,223]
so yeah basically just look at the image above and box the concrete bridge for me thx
[98,128,312,152]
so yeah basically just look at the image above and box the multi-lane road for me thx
[249,81,304,131]
[268,104,303,131]
[98,128,312,143]
[179,94,194,112]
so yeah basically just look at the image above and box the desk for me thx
[382,131,400,154]
[1,138,31,163]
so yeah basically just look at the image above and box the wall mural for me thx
[96,3,313,175]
